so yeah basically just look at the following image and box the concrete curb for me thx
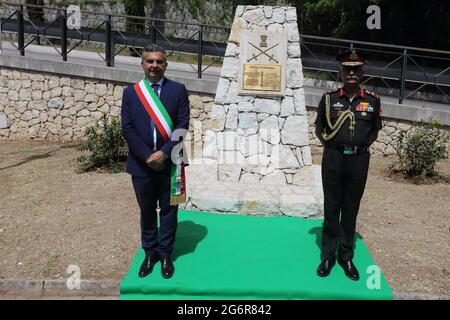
[1,278,449,300]
[0,279,120,298]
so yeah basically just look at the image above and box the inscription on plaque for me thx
[238,30,287,96]
[243,64,281,91]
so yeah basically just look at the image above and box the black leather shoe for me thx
[138,255,159,278]
[338,259,360,281]
[316,259,335,277]
[161,257,174,279]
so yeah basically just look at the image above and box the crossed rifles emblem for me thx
[247,35,279,63]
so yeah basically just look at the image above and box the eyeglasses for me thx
[145,59,166,65]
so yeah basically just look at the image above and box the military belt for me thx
[326,143,369,155]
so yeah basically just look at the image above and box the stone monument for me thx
[184,5,323,218]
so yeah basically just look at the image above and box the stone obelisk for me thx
[184,5,323,218]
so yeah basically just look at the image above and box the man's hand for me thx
[146,151,167,171]
[315,126,327,146]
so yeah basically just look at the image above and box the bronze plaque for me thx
[242,64,281,92]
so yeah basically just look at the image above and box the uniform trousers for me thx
[321,147,370,261]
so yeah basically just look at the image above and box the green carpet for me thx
[120,210,393,300]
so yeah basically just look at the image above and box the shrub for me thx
[389,120,449,184]
[76,115,128,173]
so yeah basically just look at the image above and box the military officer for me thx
[314,49,383,281]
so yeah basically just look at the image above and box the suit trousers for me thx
[321,147,370,261]
[132,167,178,259]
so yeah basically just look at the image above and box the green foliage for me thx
[76,115,128,174]
[389,120,449,184]
[25,0,45,22]
[294,0,450,50]
[186,0,204,19]
[124,0,146,32]
[124,0,146,56]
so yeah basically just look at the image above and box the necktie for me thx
[150,83,159,151]
[151,83,160,97]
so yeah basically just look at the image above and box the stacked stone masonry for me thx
[0,67,214,145]
[1,66,446,157]
[307,109,412,156]
[202,5,312,186]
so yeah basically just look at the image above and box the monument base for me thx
[183,163,324,218]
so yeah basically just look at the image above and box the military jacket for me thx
[315,87,383,146]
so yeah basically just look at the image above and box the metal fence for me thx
[1,2,450,104]
[300,35,450,104]
[0,2,230,78]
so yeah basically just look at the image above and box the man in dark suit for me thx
[121,44,190,279]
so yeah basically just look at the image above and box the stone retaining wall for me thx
[307,109,415,156]
[1,66,448,156]
[0,67,213,145]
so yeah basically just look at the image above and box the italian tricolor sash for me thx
[134,79,186,205]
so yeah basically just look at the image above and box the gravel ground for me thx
[0,140,449,296]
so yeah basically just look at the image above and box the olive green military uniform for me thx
[315,87,383,261]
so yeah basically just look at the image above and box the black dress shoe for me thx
[161,257,174,279]
[316,259,335,277]
[138,255,159,278]
[338,259,360,281]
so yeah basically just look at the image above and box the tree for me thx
[25,0,45,23]
[293,0,450,50]
[25,0,45,45]
[149,0,166,36]
[124,0,146,56]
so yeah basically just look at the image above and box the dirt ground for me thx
[0,140,449,296]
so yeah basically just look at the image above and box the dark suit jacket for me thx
[121,77,190,177]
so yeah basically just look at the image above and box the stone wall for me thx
[307,108,401,156]
[307,108,450,156]
[0,66,214,144]
[1,65,448,157]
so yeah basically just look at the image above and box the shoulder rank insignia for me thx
[365,90,379,99]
